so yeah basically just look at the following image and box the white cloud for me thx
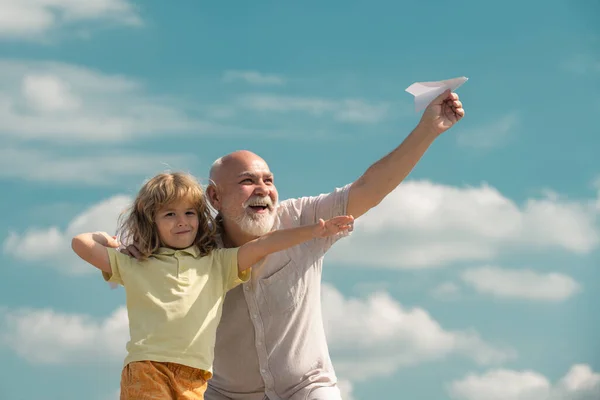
[222,70,286,86]
[0,306,128,364]
[237,94,389,123]
[1,284,514,379]
[329,180,599,269]
[22,74,81,112]
[456,113,518,149]
[0,146,197,185]
[0,0,141,40]
[461,266,581,302]
[0,60,215,143]
[448,364,600,400]
[337,379,356,400]
[3,195,132,274]
[322,284,515,381]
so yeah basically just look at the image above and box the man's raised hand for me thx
[420,90,465,135]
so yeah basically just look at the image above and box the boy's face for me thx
[154,197,199,249]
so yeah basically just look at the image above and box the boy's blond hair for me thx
[117,172,217,259]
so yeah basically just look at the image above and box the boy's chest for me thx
[125,258,220,301]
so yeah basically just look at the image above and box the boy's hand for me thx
[314,215,354,238]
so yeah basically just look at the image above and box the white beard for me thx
[222,195,278,237]
[234,210,276,237]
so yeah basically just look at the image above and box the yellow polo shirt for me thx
[103,246,249,374]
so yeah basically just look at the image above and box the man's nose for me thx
[254,181,269,196]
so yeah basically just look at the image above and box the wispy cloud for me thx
[0,60,217,143]
[0,146,197,185]
[430,281,461,300]
[0,60,386,147]
[461,266,581,302]
[456,113,518,150]
[222,70,286,86]
[237,94,390,123]
[0,0,142,41]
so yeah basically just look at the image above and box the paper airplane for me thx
[405,76,468,112]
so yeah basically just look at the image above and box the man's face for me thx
[217,157,279,237]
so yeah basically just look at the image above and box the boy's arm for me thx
[71,232,119,273]
[236,215,353,273]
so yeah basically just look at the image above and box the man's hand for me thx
[89,232,143,260]
[313,215,354,238]
[419,90,465,136]
[120,243,143,260]
[71,231,119,273]
[92,232,120,248]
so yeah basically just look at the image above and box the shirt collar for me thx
[156,245,200,257]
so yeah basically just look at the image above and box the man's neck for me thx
[221,219,258,248]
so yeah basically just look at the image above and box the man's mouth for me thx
[245,197,273,214]
[248,205,269,213]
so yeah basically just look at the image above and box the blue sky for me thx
[0,1,599,399]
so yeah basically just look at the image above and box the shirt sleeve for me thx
[282,183,353,252]
[101,247,132,286]
[211,247,250,292]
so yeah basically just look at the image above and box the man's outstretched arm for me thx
[347,90,465,219]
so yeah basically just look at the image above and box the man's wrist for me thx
[413,121,440,139]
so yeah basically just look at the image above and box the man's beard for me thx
[226,195,278,237]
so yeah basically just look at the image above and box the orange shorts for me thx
[120,360,211,400]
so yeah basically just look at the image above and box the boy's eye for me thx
[186,211,196,215]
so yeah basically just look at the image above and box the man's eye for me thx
[240,179,253,184]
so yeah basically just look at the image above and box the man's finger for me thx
[431,89,452,104]
[126,245,143,260]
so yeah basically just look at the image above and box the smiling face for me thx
[154,197,199,249]
[209,151,279,238]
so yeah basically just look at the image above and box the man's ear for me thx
[206,184,220,210]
